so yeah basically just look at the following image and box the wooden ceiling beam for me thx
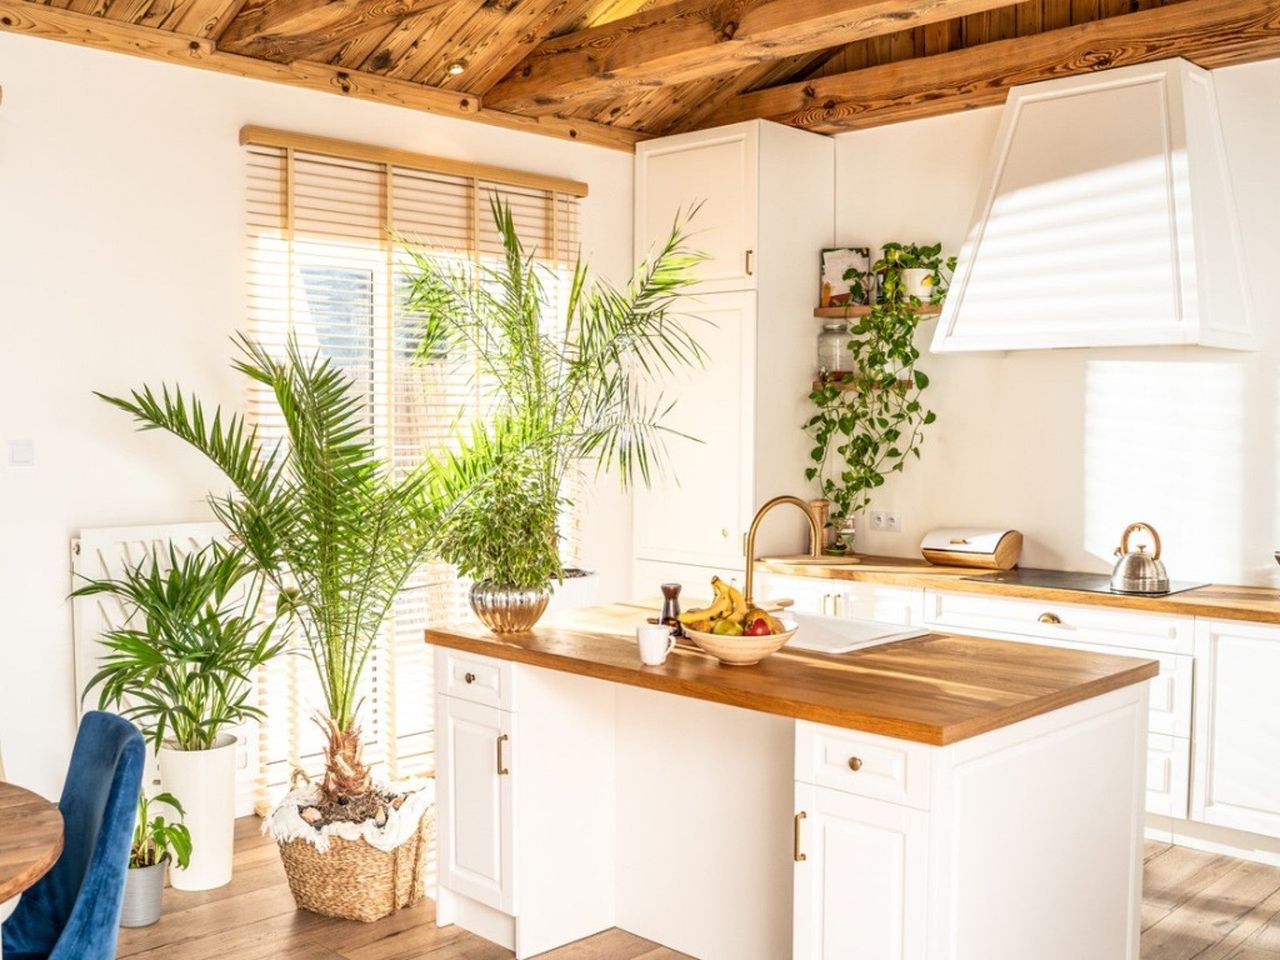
[714,0,1280,132]
[215,0,454,63]
[0,0,644,150]
[483,0,1034,115]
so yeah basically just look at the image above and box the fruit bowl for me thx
[683,625,797,666]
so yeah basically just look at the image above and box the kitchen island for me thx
[426,602,1158,960]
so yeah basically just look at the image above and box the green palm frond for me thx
[98,334,440,732]
[401,197,706,586]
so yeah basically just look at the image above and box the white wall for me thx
[834,59,1280,589]
[0,33,634,798]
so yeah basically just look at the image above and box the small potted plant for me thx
[73,541,286,891]
[120,791,192,928]
[878,242,956,303]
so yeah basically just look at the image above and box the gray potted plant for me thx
[404,197,705,633]
[73,541,286,891]
[120,790,192,928]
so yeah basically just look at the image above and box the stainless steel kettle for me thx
[1111,522,1169,594]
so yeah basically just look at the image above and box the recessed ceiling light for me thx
[446,60,467,76]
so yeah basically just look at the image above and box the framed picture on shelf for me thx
[820,247,872,308]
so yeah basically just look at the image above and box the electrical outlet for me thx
[868,510,886,531]
[884,511,902,533]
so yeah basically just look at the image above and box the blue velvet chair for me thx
[2,711,145,960]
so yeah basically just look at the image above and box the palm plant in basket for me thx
[404,196,706,632]
[97,336,441,921]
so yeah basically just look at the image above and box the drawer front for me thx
[922,589,1194,655]
[436,647,514,710]
[796,721,931,811]
[1147,734,1190,819]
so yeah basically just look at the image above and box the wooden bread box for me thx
[920,528,1023,570]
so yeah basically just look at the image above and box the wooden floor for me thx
[118,819,1280,959]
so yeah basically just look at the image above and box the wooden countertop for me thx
[759,556,1280,624]
[426,602,1157,746]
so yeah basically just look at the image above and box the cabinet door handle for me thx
[464,672,477,684]
[1038,612,1062,625]
[497,733,509,776]
[848,756,863,772]
[745,249,754,276]
[794,811,807,862]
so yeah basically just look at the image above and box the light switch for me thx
[8,439,34,467]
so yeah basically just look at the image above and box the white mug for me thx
[636,622,676,666]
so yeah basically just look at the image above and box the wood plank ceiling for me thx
[3,0,1280,149]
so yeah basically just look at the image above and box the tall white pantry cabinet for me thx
[631,121,835,599]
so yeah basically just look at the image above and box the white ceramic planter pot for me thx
[158,733,237,891]
[901,268,934,300]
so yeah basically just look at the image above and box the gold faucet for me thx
[743,495,822,604]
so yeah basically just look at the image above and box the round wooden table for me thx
[0,783,63,903]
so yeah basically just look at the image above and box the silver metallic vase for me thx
[470,581,550,634]
[120,859,167,928]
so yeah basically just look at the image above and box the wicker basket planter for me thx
[267,781,434,924]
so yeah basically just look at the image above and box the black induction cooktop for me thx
[961,567,1208,597]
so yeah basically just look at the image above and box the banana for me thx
[677,592,731,625]
[710,576,750,624]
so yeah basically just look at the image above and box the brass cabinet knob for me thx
[464,672,477,684]
[721,527,729,538]
[848,756,863,772]
[1038,613,1062,625]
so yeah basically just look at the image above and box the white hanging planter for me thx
[158,733,237,891]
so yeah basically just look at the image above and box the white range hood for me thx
[933,58,1253,352]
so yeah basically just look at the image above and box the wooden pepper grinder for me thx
[660,583,682,632]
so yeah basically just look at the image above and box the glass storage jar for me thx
[817,321,851,380]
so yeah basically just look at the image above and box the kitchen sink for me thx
[783,611,927,656]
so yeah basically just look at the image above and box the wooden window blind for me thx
[243,127,583,811]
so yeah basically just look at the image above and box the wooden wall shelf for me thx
[815,305,942,319]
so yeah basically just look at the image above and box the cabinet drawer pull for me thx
[497,733,509,776]
[745,249,755,276]
[848,756,863,772]
[793,811,807,862]
[1038,612,1062,625]
[464,672,477,684]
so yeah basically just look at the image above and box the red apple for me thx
[745,617,772,637]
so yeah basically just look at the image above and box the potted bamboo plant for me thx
[73,541,285,890]
[120,791,192,928]
[405,197,705,633]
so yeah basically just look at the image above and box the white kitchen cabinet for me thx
[437,695,515,913]
[635,124,758,294]
[1193,619,1280,838]
[632,121,834,578]
[761,572,923,625]
[793,782,929,960]
[631,558,744,605]
[633,291,755,570]
[935,58,1252,352]
[435,651,616,959]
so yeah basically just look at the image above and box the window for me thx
[243,128,584,810]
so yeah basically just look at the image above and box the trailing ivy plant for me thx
[805,242,954,533]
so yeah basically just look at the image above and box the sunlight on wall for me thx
[1083,360,1242,578]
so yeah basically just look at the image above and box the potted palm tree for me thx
[73,541,284,890]
[97,337,442,922]
[406,197,705,633]
[120,790,192,928]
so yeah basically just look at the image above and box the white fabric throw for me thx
[264,779,435,854]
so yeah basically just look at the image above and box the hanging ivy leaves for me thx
[804,243,955,532]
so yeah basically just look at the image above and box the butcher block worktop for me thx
[760,555,1280,624]
[426,602,1157,746]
